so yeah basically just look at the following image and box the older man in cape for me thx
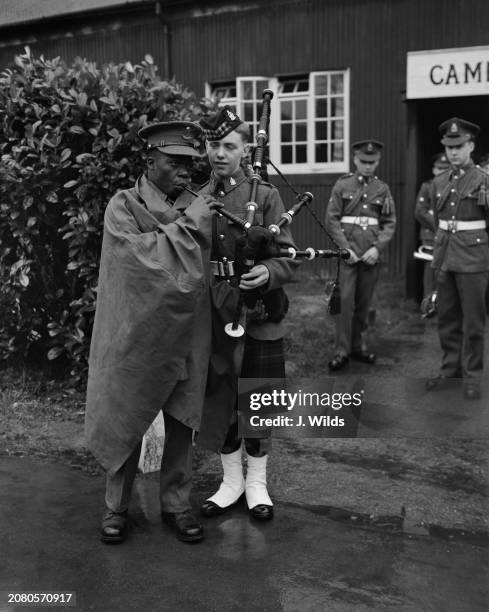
[85,121,220,544]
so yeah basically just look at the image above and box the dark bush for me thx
[0,47,214,383]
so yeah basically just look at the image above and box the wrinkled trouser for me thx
[437,269,489,379]
[333,261,379,356]
[105,412,193,513]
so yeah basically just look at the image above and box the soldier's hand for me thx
[345,249,360,265]
[361,246,379,265]
[200,194,223,212]
[239,264,270,289]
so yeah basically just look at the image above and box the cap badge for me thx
[450,122,458,133]
[367,143,373,152]
[226,109,237,121]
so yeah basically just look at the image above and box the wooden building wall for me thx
[1,0,489,278]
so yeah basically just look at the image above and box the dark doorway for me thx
[405,95,489,301]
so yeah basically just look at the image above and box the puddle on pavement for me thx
[284,501,489,548]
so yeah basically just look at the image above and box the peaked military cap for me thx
[439,117,480,146]
[352,140,384,160]
[200,106,244,141]
[431,152,450,169]
[138,121,203,156]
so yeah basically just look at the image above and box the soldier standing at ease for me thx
[325,140,396,371]
[425,118,489,400]
[414,153,450,297]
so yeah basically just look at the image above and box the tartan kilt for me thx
[240,336,285,378]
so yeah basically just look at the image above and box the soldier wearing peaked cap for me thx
[325,140,396,370]
[85,121,223,544]
[414,152,451,297]
[425,118,489,400]
[194,106,299,522]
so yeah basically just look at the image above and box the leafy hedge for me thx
[0,47,213,382]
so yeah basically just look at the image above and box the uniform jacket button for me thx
[218,233,225,241]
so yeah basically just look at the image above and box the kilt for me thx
[221,336,285,455]
[240,336,285,378]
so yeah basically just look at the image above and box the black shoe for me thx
[249,504,274,521]
[100,509,129,544]
[350,350,376,364]
[328,354,349,371]
[425,375,461,391]
[162,510,204,543]
[464,382,481,400]
[200,494,243,518]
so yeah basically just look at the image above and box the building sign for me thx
[407,45,489,99]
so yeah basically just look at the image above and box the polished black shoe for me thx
[200,495,243,518]
[463,382,481,400]
[425,375,461,391]
[249,504,274,521]
[350,350,376,364]
[100,509,129,544]
[328,354,349,371]
[161,510,204,543]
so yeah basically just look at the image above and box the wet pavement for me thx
[1,457,488,612]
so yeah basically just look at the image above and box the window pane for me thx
[281,100,292,121]
[281,145,293,164]
[331,120,344,138]
[297,80,309,92]
[315,99,327,117]
[332,142,344,161]
[241,81,253,99]
[295,99,307,120]
[316,143,328,163]
[331,97,344,117]
[331,74,344,94]
[244,103,254,122]
[296,145,307,163]
[315,121,328,140]
[281,81,295,93]
[295,122,307,142]
[314,74,328,95]
[256,80,269,97]
[281,123,292,142]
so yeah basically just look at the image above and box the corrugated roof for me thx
[0,0,155,27]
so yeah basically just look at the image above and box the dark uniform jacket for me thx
[430,162,489,273]
[415,179,436,245]
[325,172,396,257]
[199,167,299,341]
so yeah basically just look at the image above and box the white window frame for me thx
[205,69,350,174]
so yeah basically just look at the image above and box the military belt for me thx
[210,259,236,277]
[340,216,379,228]
[438,219,486,232]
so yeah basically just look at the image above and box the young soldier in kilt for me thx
[196,107,298,521]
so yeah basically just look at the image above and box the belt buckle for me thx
[359,216,369,229]
[447,220,458,233]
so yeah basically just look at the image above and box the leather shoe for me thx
[425,375,461,391]
[200,494,243,517]
[328,354,349,371]
[249,504,274,521]
[350,350,376,364]
[100,509,128,544]
[464,382,481,400]
[161,510,204,543]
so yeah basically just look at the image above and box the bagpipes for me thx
[187,89,349,337]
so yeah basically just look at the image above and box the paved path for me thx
[1,457,487,612]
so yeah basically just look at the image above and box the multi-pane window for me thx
[207,70,350,173]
